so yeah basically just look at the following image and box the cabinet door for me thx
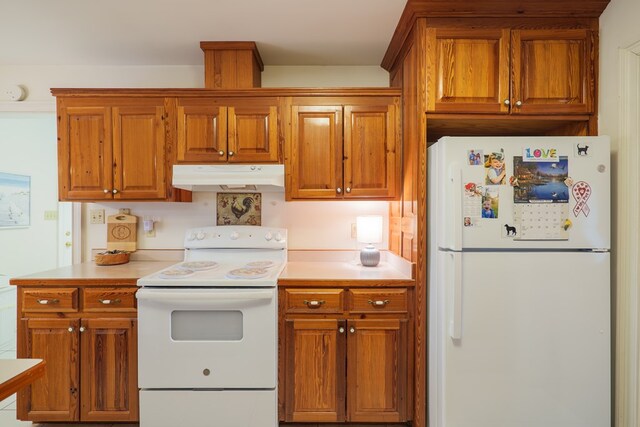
[18,318,80,422]
[284,318,346,422]
[288,106,343,199]
[112,102,166,199]
[511,29,592,114]
[80,318,138,422]
[228,104,279,163]
[58,102,113,200]
[426,28,510,114]
[344,101,400,198]
[347,319,408,422]
[176,100,228,162]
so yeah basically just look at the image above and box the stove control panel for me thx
[184,226,287,249]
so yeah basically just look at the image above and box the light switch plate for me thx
[44,210,58,221]
[90,209,105,224]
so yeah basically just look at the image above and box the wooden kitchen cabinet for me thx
[280,287,411,423]
[426,27,593,115]
[176,97,280,163]
[57,97,167,201]
[287,97,400,200]
[17,286,139,423]
[80,318,138,422]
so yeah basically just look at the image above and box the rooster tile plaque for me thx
[216,193,262,226]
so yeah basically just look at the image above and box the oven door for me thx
[137,287,276,389]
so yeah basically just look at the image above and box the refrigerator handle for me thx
[449,252,463,340]
[448,163,463,250]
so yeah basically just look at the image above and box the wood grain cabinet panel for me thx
[289,105,343,199]
[347,319,408,422]
[80,318,138,422]
[112,105,166,199]
[82,288,137,312]
[426,27,594,116]
[19,318,80,422]
[348,288,408,314]
[58,105,113,200]
[512,29,592,114]
[57,97,169,201]
[285,318,346,422]
[175,98,280,164]
[426,28,510,113]
[287,98,400,200]
[284,288,344,314]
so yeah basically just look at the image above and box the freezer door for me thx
[430,251,610,427]
[435,136,610,250]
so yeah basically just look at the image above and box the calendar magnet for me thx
[563,219,573,231]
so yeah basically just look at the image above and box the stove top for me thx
[138,226,287,288]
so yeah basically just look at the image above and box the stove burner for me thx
[159,268,195,279]
[180,261,220,271]
[244,260,276,269]
[226,267,269,280]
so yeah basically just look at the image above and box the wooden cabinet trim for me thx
[82,288,137,313]
[284,288,344,314]
[22,288,78,313]
[348,288,408,314]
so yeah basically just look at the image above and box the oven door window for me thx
[171,310,243,341]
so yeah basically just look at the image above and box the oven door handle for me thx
[137,289,274,304]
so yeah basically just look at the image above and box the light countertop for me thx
[278,261,413,284]
[10,261,176,286]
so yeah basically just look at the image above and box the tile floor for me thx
[0,338,137,427]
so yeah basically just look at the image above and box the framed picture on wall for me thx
[0,172,31,228]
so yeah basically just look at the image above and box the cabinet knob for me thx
[350,327,356,334]
[338,327,345,334]
[504,99,510,106]
[103,189,110,194]
[228,151,234,157]
[68,327,74,333]
[112,189,118,194]
[336,187,342,194]
[368,299,390,307]
[515,100,523,107]
[99,298,121,305]
[345,187,351,193]
[303,299,326,308]
[218,150,225,156]
[37,299,59,305]
[79,326,85,333]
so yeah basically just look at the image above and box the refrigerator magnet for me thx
[563,218,573,231]
[509,176,520,187]
[463,183,483,224]
[572,181,592,217]
[502,223,517,238]
[564,177,574,187]
[484,149,506,185]
[463,216,474,227]
[467,149,483,166]
[575,143,590,157]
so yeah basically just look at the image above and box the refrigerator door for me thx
[433,136,610,250]
[430,250,610,427]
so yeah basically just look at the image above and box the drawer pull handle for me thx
[368,299,390,307]
[98,299,121,305]
[303,299,326,308]
[37,299,59,305]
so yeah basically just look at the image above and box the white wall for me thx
[0,64,391,261]
[0,113,58,282]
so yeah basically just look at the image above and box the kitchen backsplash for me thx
[83,192,389,261]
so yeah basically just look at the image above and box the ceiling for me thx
[0,0,407,67]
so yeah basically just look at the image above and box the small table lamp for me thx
[356,215,383,267]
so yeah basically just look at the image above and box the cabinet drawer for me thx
[284,289,344,313]
[22,288,78,313]
[83,287,137,312]
[348,289,408,313]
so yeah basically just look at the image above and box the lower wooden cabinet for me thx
[17,287,139,423]
[280,287,411,423]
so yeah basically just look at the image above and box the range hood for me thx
[172,164,285,192]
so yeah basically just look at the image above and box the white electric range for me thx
[137,225,286,427]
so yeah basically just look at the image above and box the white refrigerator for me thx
[428,136,610,427]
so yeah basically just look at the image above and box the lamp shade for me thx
[356,215,383,244]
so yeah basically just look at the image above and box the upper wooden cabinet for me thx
[287,97,400,200]
[58,97,167,201]
[426,27,593,115]
[176,97,280,163]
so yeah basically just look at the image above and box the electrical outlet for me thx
[351,223,357,239]
[44,210,58,221]
[90,209,105,224]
